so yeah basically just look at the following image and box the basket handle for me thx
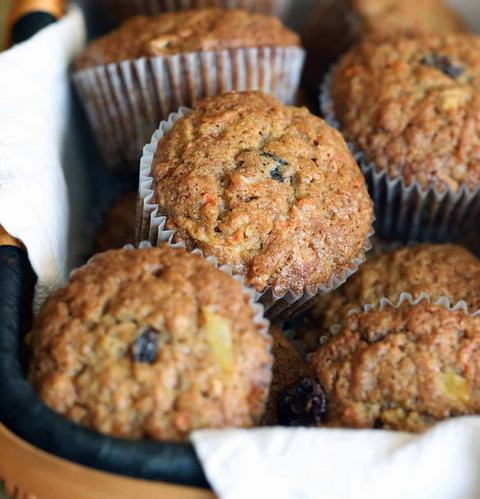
[3,0,65,48]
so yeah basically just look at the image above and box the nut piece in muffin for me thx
[262,326,311,426]
[302,0,467,99]
[300,243,480,352]
[75,9,301,70]
[148,91,373,297]
[311,301,480,432]
[330,33,480,193]
[95,190,137,253]
[28,245,272,441]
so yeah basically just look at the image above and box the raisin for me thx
[260,152,289,166]
[277,377,327,426]
[270,167,284,182]
[259,152,289,182]
[132,327,158,364]
[420,55,464,79]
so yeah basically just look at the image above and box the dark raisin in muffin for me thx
[149,91,373,297]
[28,245,272,441]
[302,0,467,99]
[263,326,311,426]
[330,33,480,192]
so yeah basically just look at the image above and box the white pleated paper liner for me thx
[302,292,480,358]
[137,108,375,321]
[320,67,480,246]
[72,45,305,171]
[105,0,294,22]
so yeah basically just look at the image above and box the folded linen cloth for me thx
[193,417,480,499]
[0,5,87,311]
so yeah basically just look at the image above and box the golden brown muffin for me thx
[310,301,480,432]
[262,326,311,426]
[330,33,480,192]
[28,245,272,441]
[302,0,467,98]
[76,9,301,70]
[300,244,480,352]
[95,191,137,253]
[149,91,373,296]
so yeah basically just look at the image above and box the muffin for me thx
[302,0,467,99]
[325,33,480,242]
[139,91,373,317]
[95,191,137,253]
[300,243,480,352]
[310,301,480,432]
[73,9,305,171]
[262,326,311,426]
[28,245,272,441]
[105,0,294,23]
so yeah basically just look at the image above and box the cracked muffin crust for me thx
[262,326,310,426]
[28,245,272,441]
[331,33,480,192]
[300,244,480,352]
[95,191,137,253]
[150,91,373,296]
[75,9,300,70]
[311,301,480,432]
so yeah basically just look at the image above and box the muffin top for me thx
[262,326,310,426]
[305,243,480,344]
[28,245,272,441]
[75,9,301,70]
[311,301,480,432]
[350,0,467,35]
[96,191,137,253]
[331,33,480,192]
[151,91,373,296]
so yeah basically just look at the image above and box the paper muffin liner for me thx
[300,293,480,362]
[105,0,294,22]
[72,45,305,171]
[320,67,480,246]
[137,108,374,321]
[319,292,480,348]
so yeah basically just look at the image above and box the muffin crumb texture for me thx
[311,302,480,432]
[76,9,300,70]
[28,246,272,441]
[152,91,373,295]
[301,244,480,351]
[331,33,480,192]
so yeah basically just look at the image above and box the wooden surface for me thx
[0,422,216,499]
[0,0,13,42]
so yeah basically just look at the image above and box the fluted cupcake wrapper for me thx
[137,108,374,322]
[105,0,294,22]
[320,67,480,246]
[72,46,305,171]
[303,292,480,360]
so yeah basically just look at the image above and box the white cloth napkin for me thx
[192,418,480,499]
[0,5,87,311]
